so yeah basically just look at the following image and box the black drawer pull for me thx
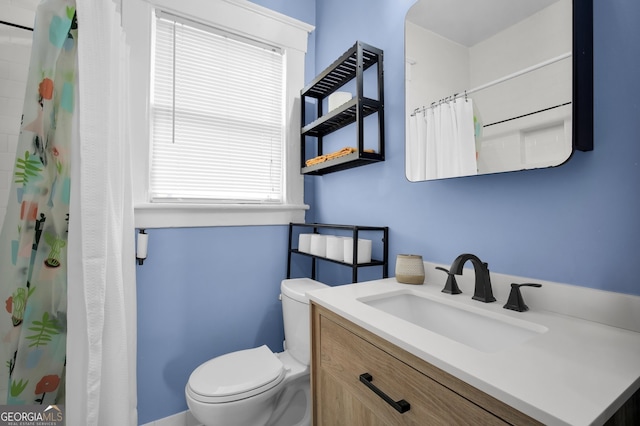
[359,373,411,413]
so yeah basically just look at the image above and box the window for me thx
[151,12,284,203]
[125,0,313,227]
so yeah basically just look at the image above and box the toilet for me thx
[185,278,328,426]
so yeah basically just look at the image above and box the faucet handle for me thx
[503,283,542,312]
[435,267,462,295]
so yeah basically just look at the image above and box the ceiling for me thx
[406,0,560,47]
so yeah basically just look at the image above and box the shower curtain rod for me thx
[0,20,33,31]
[411,51,572,116]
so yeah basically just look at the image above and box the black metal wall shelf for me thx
[287,223,389,283]
[302,44,381,98]
[300,41,385,175]
[301,151,382,175]
[301,98,380,137]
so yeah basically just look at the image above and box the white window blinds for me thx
[151,12,285,203]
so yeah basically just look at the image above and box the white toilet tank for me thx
[280,278,328,366]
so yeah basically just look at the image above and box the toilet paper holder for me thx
[136,229,148,265]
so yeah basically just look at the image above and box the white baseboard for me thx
[140,410,201,426]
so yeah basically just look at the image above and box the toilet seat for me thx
[187,345,285,404]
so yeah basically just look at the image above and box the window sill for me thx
[134,203,309,228]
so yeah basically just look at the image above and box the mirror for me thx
[405,0,592,181]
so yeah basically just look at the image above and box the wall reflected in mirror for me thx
[405,0,573,181]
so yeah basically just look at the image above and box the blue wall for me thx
[136,226,286,423]
[136,0,640,423]
[312,0,640,295]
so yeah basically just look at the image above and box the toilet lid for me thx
[187,345,285,403]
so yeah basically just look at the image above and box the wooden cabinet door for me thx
[315,367,388,426]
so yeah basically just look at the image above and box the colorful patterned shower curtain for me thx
[0,0,77,405]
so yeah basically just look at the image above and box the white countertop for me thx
[308,278,640,426]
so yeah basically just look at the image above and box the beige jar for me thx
[395,254,425,284]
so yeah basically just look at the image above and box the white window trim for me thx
[123,0,314,228]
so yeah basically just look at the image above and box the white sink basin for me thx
[359,291,547,352]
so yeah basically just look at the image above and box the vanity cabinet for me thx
[311,303,542,425]
[300,41,384,175]
[286,223,388,283]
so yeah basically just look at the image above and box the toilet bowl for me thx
[185,278,327,426]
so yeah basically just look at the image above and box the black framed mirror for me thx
[405,0,592,181]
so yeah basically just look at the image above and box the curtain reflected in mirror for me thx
[405,0,575,181]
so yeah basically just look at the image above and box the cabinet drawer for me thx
[317,313,508,425]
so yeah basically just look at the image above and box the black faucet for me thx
[449,254,496,303]
[503,283,542,312]
[435,266,462,295]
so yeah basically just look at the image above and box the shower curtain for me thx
[0,0,77,405]
[66,0,137,424]
[1,0,137,424]
[407,98,478,180]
